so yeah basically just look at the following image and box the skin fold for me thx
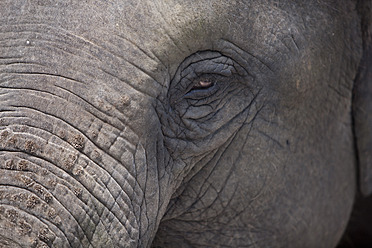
[0,0,370,247]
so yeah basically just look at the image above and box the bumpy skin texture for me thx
[0,0,368,247]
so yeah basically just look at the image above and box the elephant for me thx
[0,0,372,247]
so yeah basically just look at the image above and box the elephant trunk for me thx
[0,84,167,247]
[0,17,173,246]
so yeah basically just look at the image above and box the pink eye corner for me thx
[192,79,214,90]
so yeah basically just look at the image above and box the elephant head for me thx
[0,0,371,247]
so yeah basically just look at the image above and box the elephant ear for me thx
[354,1,372,196]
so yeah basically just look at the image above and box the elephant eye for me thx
[164,50,258,142]
[183,74,223,100]
[191,79,214,90]
[168,51,249,105]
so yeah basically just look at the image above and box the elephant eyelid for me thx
[168,51,249,104]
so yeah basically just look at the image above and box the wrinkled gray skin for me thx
[0,0,371,247]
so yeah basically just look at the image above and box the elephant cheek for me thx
[0,126,160,247]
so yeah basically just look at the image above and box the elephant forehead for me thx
[101,0,355,79]
[1,0,358,94]
[112,0,300,74]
